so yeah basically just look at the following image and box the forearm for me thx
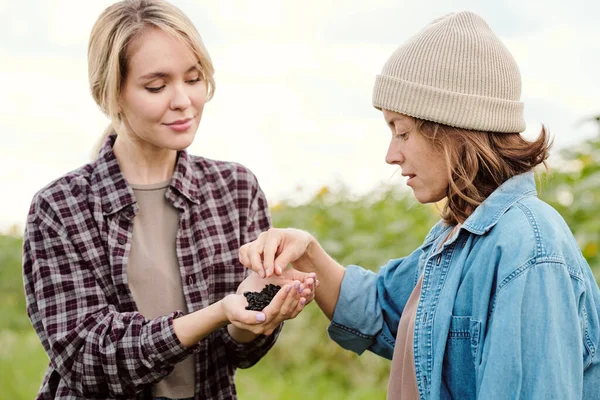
[172,300,229,347]
[293,238,345,320]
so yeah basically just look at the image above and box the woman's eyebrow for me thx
[138,64,199,81]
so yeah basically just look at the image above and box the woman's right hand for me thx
[239,228,315,278]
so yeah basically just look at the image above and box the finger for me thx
[263,282,298,321]
[248,242,266,278]
[301,287,312,299]
[304,277,314,289]
[280,282,301,317]
[290,295,307,319]
[272,249,295,277]
[238,243,252,270]
[262,230,281,277]
[262,283,293,315]
[231,309,267,326]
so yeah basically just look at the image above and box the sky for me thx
[1,0,599,233]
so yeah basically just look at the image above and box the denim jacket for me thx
[328,173,600,399]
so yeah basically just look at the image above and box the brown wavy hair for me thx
[415,120,552,225]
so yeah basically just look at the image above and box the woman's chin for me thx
[163,131,196,151]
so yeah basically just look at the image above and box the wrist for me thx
[293,236,321,273]
[219,295,236,325]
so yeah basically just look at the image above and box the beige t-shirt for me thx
[387,224,460,399]
[127,180,195,399]
[387,276,423,400]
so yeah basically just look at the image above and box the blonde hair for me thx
[88,0,215,154]
[415,121,552,225]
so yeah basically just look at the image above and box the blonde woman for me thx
[22,1,315,399]
[240,11,600,399]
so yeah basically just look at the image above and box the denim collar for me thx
[424,172,538,244]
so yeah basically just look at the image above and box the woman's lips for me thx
[165,118,193,132]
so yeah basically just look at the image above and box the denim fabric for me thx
[329,172,600,399]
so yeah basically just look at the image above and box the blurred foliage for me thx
[1,124,599,399]
[538,133,600,280]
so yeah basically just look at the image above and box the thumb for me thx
[273,247,302,274]
[238,310,266,324]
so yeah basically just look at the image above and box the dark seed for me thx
[244,284,282,311]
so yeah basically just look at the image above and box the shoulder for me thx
[487,196,585,283]
[26,163,98,240]
[29,164,95,217]
[189,154,261,194]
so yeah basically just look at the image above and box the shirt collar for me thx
[170,150,201,205]
[462,171,537,235]
[422,172,538,244]
[93,135,201,216]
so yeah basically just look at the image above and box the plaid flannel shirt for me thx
[23,136,279,399]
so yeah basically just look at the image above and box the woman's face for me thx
[383,109,450,204]
[118,27,207,151]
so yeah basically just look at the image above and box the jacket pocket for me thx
[442,316,482,399]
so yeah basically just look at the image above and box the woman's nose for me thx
[385,141,404,165]
[170,84,192,110]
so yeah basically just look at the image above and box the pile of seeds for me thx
[244,284,281,311]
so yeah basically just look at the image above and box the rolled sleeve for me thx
[328,265,384,355]
[328,253,421,360]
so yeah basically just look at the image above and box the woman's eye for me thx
[187,77,201,84]
[145,85,165,93]
[395,132,409,140]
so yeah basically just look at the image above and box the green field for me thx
[1,132,599,399]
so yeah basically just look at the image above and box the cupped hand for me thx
[223,279,313,336]
[237,269,319,307]
[239,228,314,278]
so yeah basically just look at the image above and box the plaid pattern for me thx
[23,136,278,399]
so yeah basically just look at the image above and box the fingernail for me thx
[266,269,271,276]
[301,298,306,305]
[299,285,304,292]
[259,270,265,278]
[256,313,266,322]
[286,285,291,293]
[295,282,300,290]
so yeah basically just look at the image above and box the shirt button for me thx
[187,275,196,285]
[103,204,112,213]
[117,237,126,245]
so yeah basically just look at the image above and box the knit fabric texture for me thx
[373,11,526,133]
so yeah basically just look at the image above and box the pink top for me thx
[387,276,423,400]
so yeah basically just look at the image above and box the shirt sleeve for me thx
[327,249,422,359]
[222,170,282,368]
[477,260,585,398]
[22,195,194,398]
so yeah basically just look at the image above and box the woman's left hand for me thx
[237,268,318,306]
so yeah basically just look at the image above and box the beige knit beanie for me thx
[372,11,526,133]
